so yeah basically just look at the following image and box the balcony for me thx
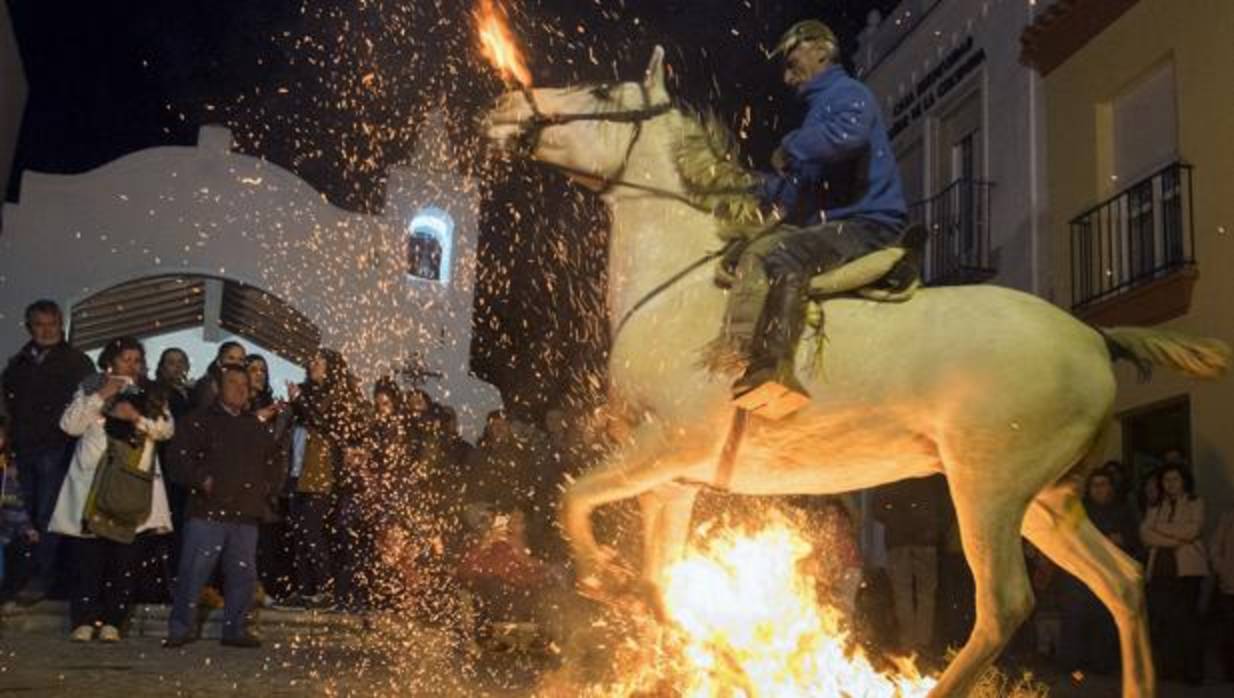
[909,178,997,286]
[1070,162,1197,325]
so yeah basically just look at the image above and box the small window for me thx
[408,233,442,280]
[407,208,454,283]
[1113,61,1177,185]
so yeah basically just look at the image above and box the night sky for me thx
[6,0,897,414]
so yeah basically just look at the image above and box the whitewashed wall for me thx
[0,120,500,440]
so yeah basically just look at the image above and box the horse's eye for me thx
[589,84,613,101]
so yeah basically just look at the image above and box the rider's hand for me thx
[714,263,738,289]
[771,146,789,174]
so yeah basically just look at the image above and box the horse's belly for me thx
[721,411,941,496]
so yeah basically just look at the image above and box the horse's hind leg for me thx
[1022,484,1154,698]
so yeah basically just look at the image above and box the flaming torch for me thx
[473,0,532,87]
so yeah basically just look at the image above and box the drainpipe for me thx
[1027,2,1043,297]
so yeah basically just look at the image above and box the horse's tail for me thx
[1099,326,1231,380]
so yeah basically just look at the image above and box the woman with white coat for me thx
[50,336,173,643]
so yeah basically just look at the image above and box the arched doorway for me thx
[69,274,321,386]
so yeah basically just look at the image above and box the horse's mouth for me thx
[483,116,526,151]
[481,93,527,146]
[481,119,520,145]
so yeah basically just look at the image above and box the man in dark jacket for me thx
[163,367,284,648]
[728,20,907,417]
[1,300,95,598]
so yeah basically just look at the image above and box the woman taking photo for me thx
[49,336,174,643]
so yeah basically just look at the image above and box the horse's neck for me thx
[602,136,726,327]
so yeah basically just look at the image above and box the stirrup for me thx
[733,369,810,420]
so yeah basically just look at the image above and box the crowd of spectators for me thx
[0,298,603,652]
[1022,455,1234,685]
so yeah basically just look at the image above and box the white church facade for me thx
[0,118,501,440]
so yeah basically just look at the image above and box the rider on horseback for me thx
[729,20,908,416]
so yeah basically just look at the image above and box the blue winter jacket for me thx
[759,65,907,234]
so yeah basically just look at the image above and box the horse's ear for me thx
[643,45,667,99]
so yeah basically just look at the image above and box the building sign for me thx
[889,36,986,140]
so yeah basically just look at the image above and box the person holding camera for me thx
[49,336,174,643]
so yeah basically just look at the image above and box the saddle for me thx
[801,223,925,333]
[807,223,926,302]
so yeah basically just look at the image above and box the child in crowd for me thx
[0,417,38,589]
[456,508,565,654]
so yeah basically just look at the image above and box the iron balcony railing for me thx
[908,178,996,286]
[1070,162,1194,310]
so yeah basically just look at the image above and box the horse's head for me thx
[483,46,672,189]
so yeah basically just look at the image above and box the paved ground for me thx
[1,608,1231,697]
[0,625,550,697]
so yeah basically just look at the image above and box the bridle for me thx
[508,82,688,200]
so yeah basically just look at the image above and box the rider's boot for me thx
[732,274,810,418]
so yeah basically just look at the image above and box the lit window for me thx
[407,208,454,283]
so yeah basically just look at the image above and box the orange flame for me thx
[473,0,532,87]
[590,519,938,697]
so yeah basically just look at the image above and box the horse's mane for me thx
[673,108,769,241]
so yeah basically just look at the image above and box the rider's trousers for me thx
[725,219,896,344]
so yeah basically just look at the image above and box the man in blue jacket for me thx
[729,19,907,417]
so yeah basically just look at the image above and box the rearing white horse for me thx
[484,47,1228,698]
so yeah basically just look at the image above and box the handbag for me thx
[83,437,153,544]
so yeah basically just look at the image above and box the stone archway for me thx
[69,273,320,366]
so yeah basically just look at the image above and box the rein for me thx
[612,244,732,341]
